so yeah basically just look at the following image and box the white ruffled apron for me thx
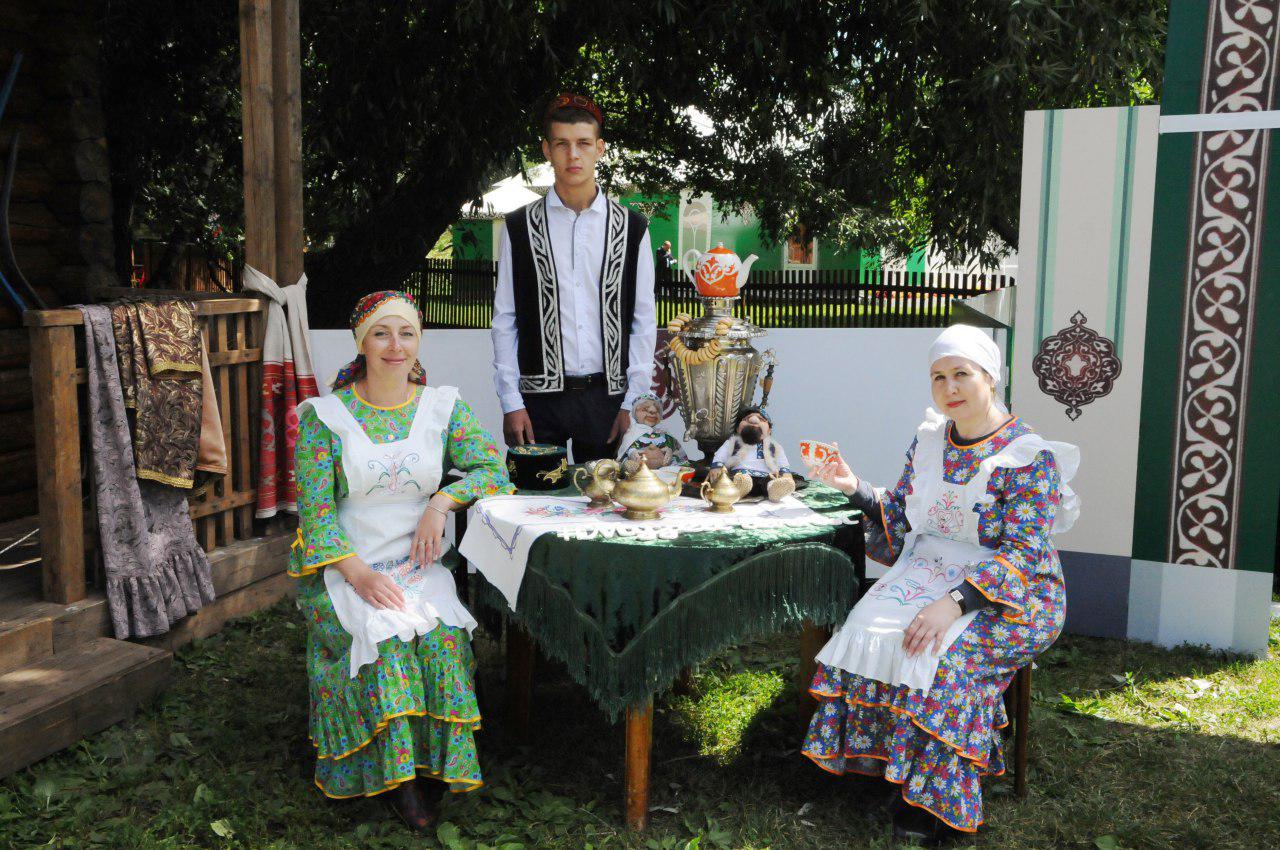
[816,409,1079,696]
[301,386,477,677]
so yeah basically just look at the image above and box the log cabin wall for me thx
[1,0,117,523]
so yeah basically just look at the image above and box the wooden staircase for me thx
[0,517,295,778]
[0,518,171,776]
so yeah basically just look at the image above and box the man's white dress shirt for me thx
[491,187,656,414]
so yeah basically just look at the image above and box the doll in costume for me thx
[707,405,795,501]
[616,392,688,473]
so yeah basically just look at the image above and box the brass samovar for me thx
[669,244,776,464]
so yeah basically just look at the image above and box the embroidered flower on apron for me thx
[816,408,1078,696]
[301,386,478,677]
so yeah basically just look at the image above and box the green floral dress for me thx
[289,385,514,799]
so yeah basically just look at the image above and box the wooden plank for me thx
[189,491,258,519]
[207,348,262,367]
[140,570,295,654]
[206,531,292,597]
[624,700,653,831]
[0,638,172,778]
[0,329,30,369]
[216,318,235,546]
[50,594,111,653]
[0,611,53,674]
[29,326,85,605]
[0,449,37,494]
[234,315,253,539]
[23,299,266,330]
[22,309,82,329]
[272,0,305,288]
[240,0,278,281]
[0,411,35,452]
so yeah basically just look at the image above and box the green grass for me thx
[3,605,1279,849]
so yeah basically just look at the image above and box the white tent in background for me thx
[460,183,541,219]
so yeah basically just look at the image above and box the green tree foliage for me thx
[102,1,243,286]
[103,1,1166,323]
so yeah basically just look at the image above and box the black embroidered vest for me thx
[505,195,648,395]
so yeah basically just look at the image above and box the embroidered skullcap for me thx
[331,291,426,390]
[928,324,1002,386]
[736,405,772,428]
[545,92,604,131]
[632,391,661,409]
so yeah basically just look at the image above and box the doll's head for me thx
[735,406,772,445]
[632,393,663,427]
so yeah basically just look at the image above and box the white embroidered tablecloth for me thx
[458,494,839,610]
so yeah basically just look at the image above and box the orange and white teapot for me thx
[683,242,758,298]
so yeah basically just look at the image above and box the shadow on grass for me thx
[2,606,1278,850]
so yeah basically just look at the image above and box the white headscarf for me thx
[928,324,1008,414]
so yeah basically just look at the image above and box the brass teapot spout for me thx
[700,470,753,513]
[610,462,681,520]
[574,458,620,508]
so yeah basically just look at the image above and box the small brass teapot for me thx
[573,458,620,508]
[610,462,682,520]
[700,470,753,513]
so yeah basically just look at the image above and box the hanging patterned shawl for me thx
[78,305,216,638]
[110,301,204,488]
[242,265,319,518]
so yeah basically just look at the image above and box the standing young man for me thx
[491,93,656,462]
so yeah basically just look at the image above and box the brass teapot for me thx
[573,458,620,508]
[700,470,753,513]
[610,462,682,520]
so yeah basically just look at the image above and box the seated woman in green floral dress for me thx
[289,291,513,830]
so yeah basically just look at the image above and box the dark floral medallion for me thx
[1031,311,1122,421]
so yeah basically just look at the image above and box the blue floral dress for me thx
[801,416,1068,832]
[290,386,514,799]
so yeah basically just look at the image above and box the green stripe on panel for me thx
[1034,111,1061,348]
[1107,106,1138,358]
[1160,0,1212,116]
[1130,131,1196,563]
[1234,130,1280,575]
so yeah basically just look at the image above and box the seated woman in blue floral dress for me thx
[803,324,1079,845]
[289,291,513,831]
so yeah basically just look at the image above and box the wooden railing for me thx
[24,295,267,604]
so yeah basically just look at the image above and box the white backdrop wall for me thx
[310,328,943,492]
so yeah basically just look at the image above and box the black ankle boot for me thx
[385,780,437,833]
[416,776,447,808]
[890,802,965,846]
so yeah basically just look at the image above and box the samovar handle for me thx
[758,349,777,408]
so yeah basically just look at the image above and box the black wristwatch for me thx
[948,588,967,614]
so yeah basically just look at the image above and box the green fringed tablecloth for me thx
[468,477,864,719]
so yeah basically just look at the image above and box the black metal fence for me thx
[404,259,1014,329]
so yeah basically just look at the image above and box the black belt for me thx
[562,373,606,390]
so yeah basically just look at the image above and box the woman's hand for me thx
[336,557,406,611]
[411,494,455,567]
[810,442,859,495]
[902,595,963,658]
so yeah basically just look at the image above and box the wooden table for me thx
[457,481,865,831]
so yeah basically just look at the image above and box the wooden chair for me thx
[1002,663,1032,798]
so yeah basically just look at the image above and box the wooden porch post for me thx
[240,0,303,285]
[270,0,304,286]
[239,0,278,281]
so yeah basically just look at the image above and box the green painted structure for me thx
[452,192,904,273]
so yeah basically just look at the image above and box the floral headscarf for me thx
[331,290,426,390]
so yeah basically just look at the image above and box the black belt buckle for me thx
[563,373,604,390]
